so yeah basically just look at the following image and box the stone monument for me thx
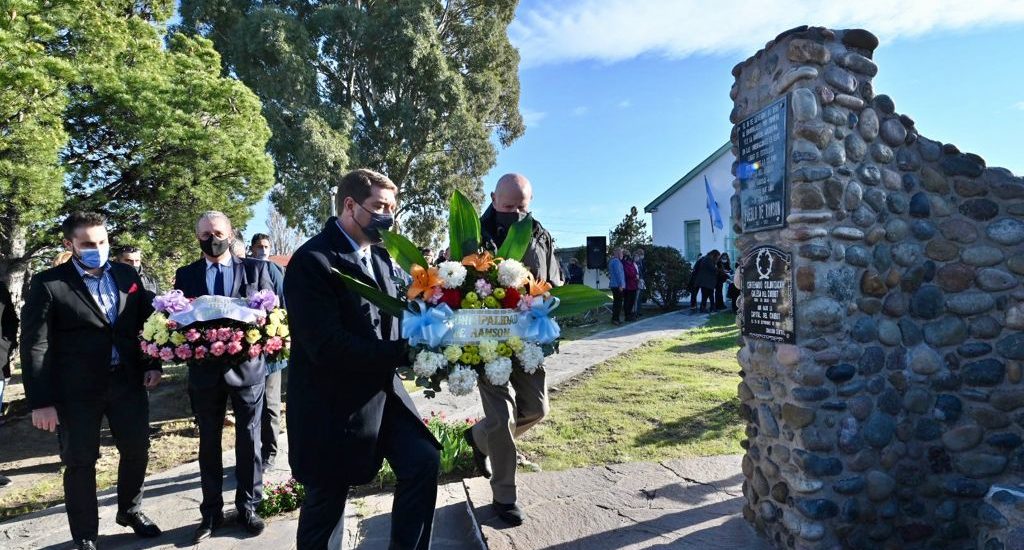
[731,26,1024,549]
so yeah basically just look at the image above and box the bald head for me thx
[491,173,533,214]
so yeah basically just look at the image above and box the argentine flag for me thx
[705,175,724,233]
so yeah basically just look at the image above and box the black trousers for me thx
[56,369,150,542]
[611,288,624,322]
[624,290,638,320]
[262,370,283,465]
[296,399,440,550]
[699,287,715,311]
[188,379,265,518]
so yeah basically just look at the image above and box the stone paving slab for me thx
[464,455,769,550]
[414,311,709,422]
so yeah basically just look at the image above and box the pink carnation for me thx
[185,329,201,342]
[167,320,178,330]
[159,347,175,362]
[140,341,149,352]
[226,341,243,355]
[216,328,233,342]
[194,346,208,359]
[248,344,262,358]
[175,344,193,360]
[517,295,534,311]
[210,341,226,356]
[204,329,218,342]
[146,343,160,357]
[232,330,244,342]
[427,286,444,305]
[264,336,284,354]
[474,279,493,298]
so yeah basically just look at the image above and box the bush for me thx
[642,246,692,310]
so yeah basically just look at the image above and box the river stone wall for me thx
[731,26,1024,549]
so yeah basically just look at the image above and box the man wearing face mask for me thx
[21,212,163,550]
[115,245,161,294]
[285,168,440,550]
[468,173,563,527]
[173,211,275,543]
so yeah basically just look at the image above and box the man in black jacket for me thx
[174,211,274,543]
[1,279,19,487]
[248,232,286,470]
[21,212,163,550]
[286,169,440,550]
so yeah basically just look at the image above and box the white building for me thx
[644,142,738,265]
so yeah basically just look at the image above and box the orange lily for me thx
[407,264,443,300]
[526,273,553,297]
[461,251,496,272]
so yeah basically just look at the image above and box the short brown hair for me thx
[61,211,106,239]
[335,169,397,213]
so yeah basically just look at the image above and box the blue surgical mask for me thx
[75,246,109,269]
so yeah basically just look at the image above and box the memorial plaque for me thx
[737,96,788,232]
[741,245,795,344]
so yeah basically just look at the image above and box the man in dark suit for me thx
[1,279,20,487]
[174,211,274,543]
[286,169,440,550]
[21,212,163,550]
[248,232,286,470]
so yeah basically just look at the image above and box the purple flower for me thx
[248,289,279,312]
[152,290,192,314]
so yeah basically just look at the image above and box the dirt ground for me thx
[0,364,288,520]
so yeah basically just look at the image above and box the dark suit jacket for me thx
[20,261,157,409]
[285,218,439,488]
[174,256,274,388]
[1,281,19,379]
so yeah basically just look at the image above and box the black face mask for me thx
[200,236,231,257]
[495,210,529,231]
[357,203,394,243]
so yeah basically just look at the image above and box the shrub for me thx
[642,245,692,310]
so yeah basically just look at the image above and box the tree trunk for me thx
[0,221,30,310]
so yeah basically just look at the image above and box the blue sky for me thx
[242,1,1024,249]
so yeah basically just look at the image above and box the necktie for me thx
[360,255,373,278]
[213,263,225,296]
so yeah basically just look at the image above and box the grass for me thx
[517,312,745,470]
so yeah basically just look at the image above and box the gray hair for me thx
[195,210,233,233]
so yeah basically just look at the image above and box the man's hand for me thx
[32,406,59,432]
[143,370,162,390]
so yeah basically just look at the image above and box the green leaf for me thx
[380,230,427,273]
[448,190,481,261]
[496,215,533,262]
[332,268,406,317]
[548,285,613,319]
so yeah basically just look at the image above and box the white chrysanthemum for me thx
[479,340,499,362]
[484,357,513,386]
[437,261,468,289]
[447,366,479,396]
[413,351,446,378]
[497,259,530,288]
[517,343,545,374]
[443,345,463,363]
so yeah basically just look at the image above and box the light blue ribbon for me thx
[402,300,454,348]
[516,296,561,344]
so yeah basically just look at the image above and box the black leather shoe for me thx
[237,511,265,536]
[116,511,161,538]
[74,540,97,550]
[493,502,525,526]
[192,513,227,544]
[463,429,491,479]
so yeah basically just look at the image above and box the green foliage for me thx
[643,245,692,311]
[496,215,534,262]
[447,190,481,261]
[375,414,477,488]
[549,285,613,319]
[332,268,406,317]
[257,478,307,518]
[0,0,274,287]
[609,206,652,253]
[179,0,524,244]
[380,230,427,274]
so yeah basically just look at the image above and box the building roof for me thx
[643,142,732,213]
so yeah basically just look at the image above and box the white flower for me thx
[507,336,525,353]
[497,259,530,288]
[517,343,545,374]
[437,261,468,289]
[413,351,446,378]
[443,345,463,363]
[479,339,499,362]
[447,366,479,396]
[484,357,513,385]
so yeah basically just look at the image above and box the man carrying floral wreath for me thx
[466,173,563,526]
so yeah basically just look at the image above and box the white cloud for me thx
[618,99,632,108]
[521,107,548,127]
[1014,101,1024,111]
[572,106,589,116]
[511,0,1024,67]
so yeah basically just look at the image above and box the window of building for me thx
[684,220,701,262]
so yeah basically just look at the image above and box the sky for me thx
[244,0,1024,249]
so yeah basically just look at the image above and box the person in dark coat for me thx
[566,258,584,285]
[688,252,702,312]
[728,261,742,313]
[714,253,732,310]
[248,232,286,470]
[286,169,440,550]
[623,253,639,322]
[114,246,161,295]
[21,212,163,550]
[692,249,721,313]
[1,279,19,487]
[174,211,275,543]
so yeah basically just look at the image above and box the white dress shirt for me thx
[205,255,235,296]
[337,220,374,278]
